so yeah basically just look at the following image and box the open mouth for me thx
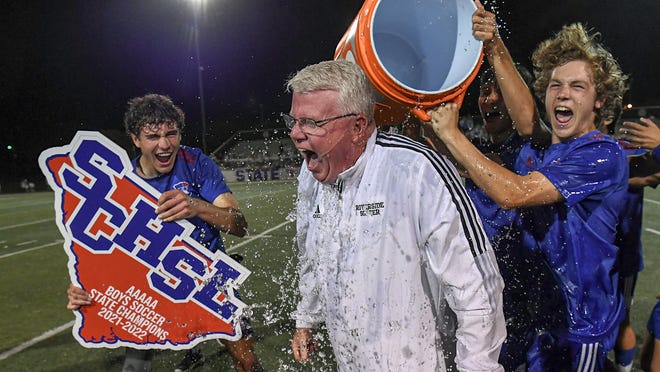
[299,149,318,164]
[155,152,173,165]
[554,107,573,125]
[484,110,504,123]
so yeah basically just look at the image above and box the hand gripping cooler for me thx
[334,0,483,124]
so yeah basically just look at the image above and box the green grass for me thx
[632,183,660,352]
[0,182,659,371]
[0,181,335,371]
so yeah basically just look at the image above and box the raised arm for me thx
[428,103,561,209]
[473,0,549,144]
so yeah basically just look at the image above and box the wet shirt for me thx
[467,132,558,368]
[615,141,650,277]
[615,185,645,277]
[466,131,524,246]
[132,146,231,253]
[293,131,505,371]
[514,130,628,345]
[466,134,527,299]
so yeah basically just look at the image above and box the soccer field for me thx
[1,181,659,371]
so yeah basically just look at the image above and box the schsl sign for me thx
[38,131,251,350]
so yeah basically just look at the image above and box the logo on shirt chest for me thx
[173,181,190,194]
[312,205,322,219]
[525,155,536,169]
[355,202,385,217]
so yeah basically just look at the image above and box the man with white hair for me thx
[285,60,505,371]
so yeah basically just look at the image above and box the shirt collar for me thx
[335,129,377,187]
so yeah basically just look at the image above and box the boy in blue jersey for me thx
[603,110,660,371]
[611,151,659,371]
[66,94,262,372]
[413,5,561,369]
[621,117,660,371]
[428,23,629,371]
[466,3,558,370]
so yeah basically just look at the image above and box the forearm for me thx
[293,290,323,329]
[485,37,538,137]
[292,263,323,328]
[455,310,506,371]
[195,198,248,237]
[629,173,660,188]
[424,222,505,371]
[440,128,525,209]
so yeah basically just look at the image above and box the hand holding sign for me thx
[39,131,251,350]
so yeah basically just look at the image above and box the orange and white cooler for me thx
[335,0,483,124]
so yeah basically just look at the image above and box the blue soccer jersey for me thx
[615,186,645,278]
[466,132,562,369]
[514,130,628,346]
[616,142,650,279]
[132,146,231,253]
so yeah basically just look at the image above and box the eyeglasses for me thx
[281,112,357,131]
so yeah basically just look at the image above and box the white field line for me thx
[642,197,659,237]
[646,228,660,236]
[0,218,54,231]
[0,220,292,360]
[17,240,38,246]
[0,321,75,361]
[645,198,660,206]
[0,200,52,212]
[0,241,62,260]
[0,216,293,262]
[0,188,291,232]
[226,220,292,252]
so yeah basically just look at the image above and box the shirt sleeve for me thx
[196,151,231,202]
[538,141,625,207]
[418,157,506,371]
[291,167,324,329]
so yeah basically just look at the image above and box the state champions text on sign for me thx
[39,131,251,349]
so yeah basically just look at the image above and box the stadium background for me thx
[1,123,659,370]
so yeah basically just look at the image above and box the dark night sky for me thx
[2,0,660,182]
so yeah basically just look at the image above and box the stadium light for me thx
[188,0,208,154]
